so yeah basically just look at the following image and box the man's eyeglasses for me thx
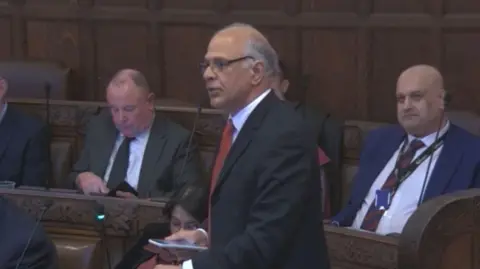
[200,56,254,74]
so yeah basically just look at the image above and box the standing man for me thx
[156,23,330,269]
[68,69,204,198]
[0,76,51,187]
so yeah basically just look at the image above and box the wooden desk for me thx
[325,189,480,269]
[0,187,168,269]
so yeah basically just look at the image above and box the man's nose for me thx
[203,65,215,80]
[403,97,413,109]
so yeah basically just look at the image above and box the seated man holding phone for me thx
[67,69,204,198]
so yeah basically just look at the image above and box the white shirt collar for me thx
[0,103,7,124]
[407,120,450,147]
[230,89,271,132]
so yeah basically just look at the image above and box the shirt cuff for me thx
[196,228,208,241]
[182,259,193,269]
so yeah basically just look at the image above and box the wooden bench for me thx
[1,188,479,269]
[325,189,480,269]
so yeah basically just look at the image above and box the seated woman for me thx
[115,178,209,269]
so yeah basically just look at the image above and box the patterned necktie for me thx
[207,119,234,240]
[360,139,425,232]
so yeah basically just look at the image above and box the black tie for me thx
[107,137,134,189]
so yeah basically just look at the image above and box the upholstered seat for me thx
[0,61,70,99]
[50,141,73,188]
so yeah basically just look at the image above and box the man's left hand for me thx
[154,265,180,269]
[116,191,138,199]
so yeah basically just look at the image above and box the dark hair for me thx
[163,178,209,222]
[278,60,289,80]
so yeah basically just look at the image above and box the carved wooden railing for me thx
[8,98,386,163]
[0,187,168,269]
[325,189,480,269]
[1,188,478,269]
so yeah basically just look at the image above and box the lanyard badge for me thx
[375,189,392,210]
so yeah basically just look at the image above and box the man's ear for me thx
[280,80,290,94]
[0,79,6,90]
[147,92,156,110]
[250,61,265,85]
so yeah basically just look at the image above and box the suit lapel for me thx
[211,92,276,197]
[137,117,167,195]
[358,126,405,201]
[95,119,117,177]
[0,108,13,161]
[422,125,462,201]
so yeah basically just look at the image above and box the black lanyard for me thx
[390,133,447,195]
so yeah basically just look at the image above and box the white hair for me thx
[217,22,280,77]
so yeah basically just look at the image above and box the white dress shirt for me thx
[183,89,271,269]
[103,127,151,190]
[351,121,450,235]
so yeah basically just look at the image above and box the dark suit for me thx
[332,124,480,226]
[192,92,330,269]
[68,109,204,198]
[293,102,344,214]
[0,105,50,187]
[115,223,170,269]
[0,197,58,269]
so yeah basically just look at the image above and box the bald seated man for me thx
[68,69,204,198]
[156,23,330,269]
[330,65,480,235]
[0,76,50,187]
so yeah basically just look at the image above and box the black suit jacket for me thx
[0,105,50,187]
[68,109,204,198]
[115,223,170,269]
[192,92,330,269]
[293,102,344,214]
[0,197,58,269]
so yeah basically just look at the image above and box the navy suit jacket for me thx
[332,124,480,226]
[0,106,50,187]
[0,197,58,269]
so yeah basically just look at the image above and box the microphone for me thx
[180,104,203,176]
[45,82,52,190]
[417,91,450,206]
[94,202,112,269]
[150,101,203,200]
[14,200,54,269]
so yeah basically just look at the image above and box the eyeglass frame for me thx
[200,55,255,74]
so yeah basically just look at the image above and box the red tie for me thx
[360,139,425,231]
[210,119,234,192]
[207,119,234,241]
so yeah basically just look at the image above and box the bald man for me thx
[0,76,50,187]
[330,65,480,235]
[68,69,204,198]
[156,23,330,269]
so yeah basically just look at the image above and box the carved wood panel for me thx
[0,18,11,59]
[1,0,480,122]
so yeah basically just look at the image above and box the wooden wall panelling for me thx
[3,0,480,122]
[0,17,11,59]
